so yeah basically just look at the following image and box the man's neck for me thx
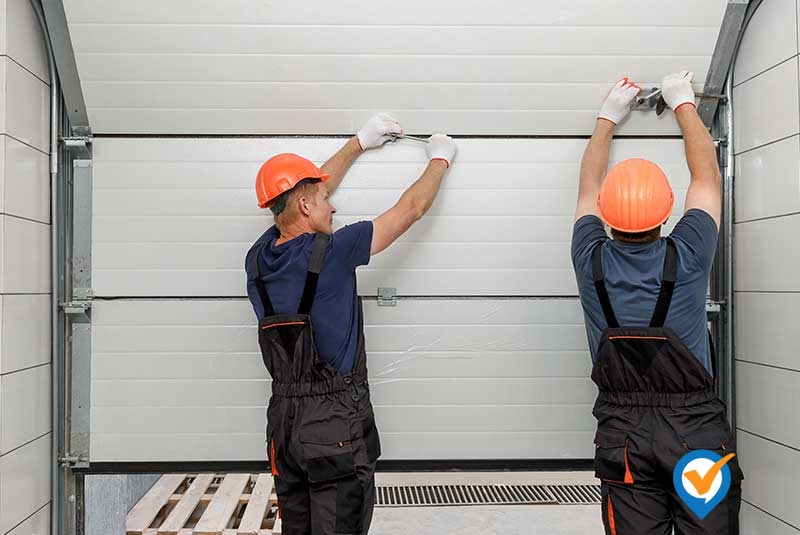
[274,220,314,246]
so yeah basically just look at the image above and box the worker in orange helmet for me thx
[245,113,456,535]
[572,72,743,534]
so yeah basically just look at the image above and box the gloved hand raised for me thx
[598,77,641,125]
[426,134,457,168]
[661,70,696,112]
[356,113,403,150]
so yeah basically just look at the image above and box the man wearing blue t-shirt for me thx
[245,114,456,535]
[573,73,742,534]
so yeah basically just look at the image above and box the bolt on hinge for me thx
[377,287,397,307]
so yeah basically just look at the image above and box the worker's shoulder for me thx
[667,209,719,272]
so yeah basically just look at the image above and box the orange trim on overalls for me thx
[261,321,307,330]
[270,439,280,477]
[623,441,634,484]
[607,494,617,535]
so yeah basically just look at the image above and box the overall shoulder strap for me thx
[591,243,619,328]
[297,233,332,315]
[247,242,274,317]
[649,238,678,327]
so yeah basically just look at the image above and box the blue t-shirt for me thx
[245,221,373,375]
[571,209,718,373]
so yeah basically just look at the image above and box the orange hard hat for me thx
[597,158,674,233]
[255,153,330,209]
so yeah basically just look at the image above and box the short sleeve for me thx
[571,215,608,272]
[669,209,719,272]
[244,243,266,318]
[332,221,374,270]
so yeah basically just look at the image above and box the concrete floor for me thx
[370,471,604,535]
[85,471,604,535]
[371,504,603,535]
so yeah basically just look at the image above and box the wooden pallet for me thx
[126,474,282,535]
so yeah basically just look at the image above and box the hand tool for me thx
[632,88,727,116]
[388,133,428,143]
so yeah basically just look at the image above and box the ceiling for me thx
[63,0,728,135]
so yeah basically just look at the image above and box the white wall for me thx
[0,0,52,533]
[733,0,800,533]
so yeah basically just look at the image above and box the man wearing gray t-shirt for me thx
[572,72,743,534]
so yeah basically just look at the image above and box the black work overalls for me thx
[248,233,381,535]
[590,239,743,535]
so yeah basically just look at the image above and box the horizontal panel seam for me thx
[735,359,800,374]
[0,501,51,535]
[0,361,52,377]
[737,428,800,454]
[0,431,51,458]
[2,54,50,86]
[742,500,800,531]
[733,53,800,88]
[734,132,800,157]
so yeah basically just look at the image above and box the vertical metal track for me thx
[724,73,736,428]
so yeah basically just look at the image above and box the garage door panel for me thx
[92,405,593,435]
[95,161,691,191]
[91,298,595,461]
[95,242,571,270]
[92,137,691,163]
[66,0,726,26]
[92,377,594,407]
[94,214,687,246]
[93,137,690,297]
[94,351,590,381]
[90,431,596,462]
[94,187,689,218]
[381,432,595,460]
[73,25,716,57]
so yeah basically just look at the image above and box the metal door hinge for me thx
[377,287,397,307]
[59,452,90,469]
[62,289,93,321]
[62,135,93,159]
[706,299,725,319]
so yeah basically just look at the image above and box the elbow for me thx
[402,193,428,222]
[410,200,428,222]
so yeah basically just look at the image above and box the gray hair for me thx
[269,178,322,217]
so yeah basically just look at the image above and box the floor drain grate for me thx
[546,484,602,505]
[375,484,601,507]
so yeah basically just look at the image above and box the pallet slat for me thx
[194,474,251,535]
[238,474,274,534]
[158,473,215,535]
[127,474,187,535]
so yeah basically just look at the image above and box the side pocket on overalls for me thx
[299,417,357,483]
[679,426,744,483]
[594,429,634,484]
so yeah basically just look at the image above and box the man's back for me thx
[571,208,719,373]
[245,221,373,375]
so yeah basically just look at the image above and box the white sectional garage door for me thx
[89,137,691,462]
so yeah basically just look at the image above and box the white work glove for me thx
[426,134,456,168]
[356,113,402,150]
[661,70,696,111]
[598,77,641,125]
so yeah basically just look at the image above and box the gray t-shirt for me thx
[571,209,718,373]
